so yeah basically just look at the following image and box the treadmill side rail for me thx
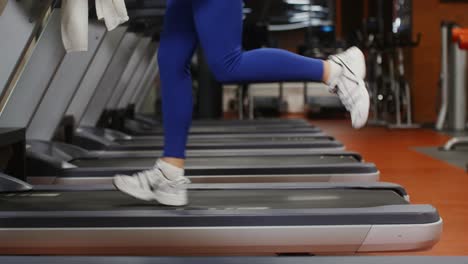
[0,173,32,192]
[0,225,371,255]
[359,219,443,252]
[0,221,442,255]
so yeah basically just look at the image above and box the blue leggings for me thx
[159,0,325,158]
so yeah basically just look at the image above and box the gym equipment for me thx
[0,173,442,255]
[387,0,420,129]
[0,1,443,256]
[27,140,379,184]
[298,1,345,119]
[69,28,323,136]
[359,0,419,129]
[234,0,338,119]
[73,127,341,151]
[10,9,337,153]
[437,23,468,151]
[0,5,379,186]
[133,116,310,127]
[386,34,421,129]
[0,7,331,154]
[0,0,53,110]
[0,128,26,181]
[119,118,322,135]
[365,32,420,129]
[372,37,419,129]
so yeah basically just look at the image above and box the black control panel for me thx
[0,128,26,181]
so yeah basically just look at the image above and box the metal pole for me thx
[238,85,244,120]
[436,22,453,130]
[436,22,449,130]
[453,41,467,131]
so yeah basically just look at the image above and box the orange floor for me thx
[312,119,468,256]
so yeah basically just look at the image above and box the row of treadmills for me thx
[0,0,442,259]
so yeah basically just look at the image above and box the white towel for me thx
[61,0,128,53]
[61,0,89,52]
[96,0,129,31]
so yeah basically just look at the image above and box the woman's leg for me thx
[191,0,369,128]
[191,0,325,83]
[114,0,197,206]
[158,0,198,162]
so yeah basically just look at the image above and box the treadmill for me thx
[23,10,382,185]
[27,140,379,185]
[70,20,323,139]
[0,173,442,255]
[65,11,323,140]
[119,121,323,136]
[74,127,343,151]
[57,27,335,151]
[88,1,325,137]
[0,8,378,186]
[0,3,442,256]
[134,115,310,126]
[1,7,331,158]
[70,69,325,145]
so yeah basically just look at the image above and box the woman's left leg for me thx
[191,0,325,83]
[192,0,369,128]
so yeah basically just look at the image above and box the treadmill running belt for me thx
[118,136,331,144]
[72,155,358,168]
[0,188,439,228]
[115,140,340,148]
[0,189,407,211]
[159,126,321,133]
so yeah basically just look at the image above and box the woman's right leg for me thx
[159,0,198,161]
[114,0,197,206]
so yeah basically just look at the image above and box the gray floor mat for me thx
[414,146,468,170]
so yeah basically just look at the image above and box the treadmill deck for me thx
[39,155,380,184]
[0,187,442,255]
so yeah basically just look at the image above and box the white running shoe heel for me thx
[114,167,190,206]
[328,46,370,129]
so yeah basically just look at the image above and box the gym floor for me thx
[311,119,468,256]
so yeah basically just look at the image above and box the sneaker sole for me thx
[114,177,188,206]
[352,79,370,129]
[154,190,188,207]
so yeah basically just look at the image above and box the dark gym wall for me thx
[271,0,343,52]
[271,30,305,52]
[341,0,364,41]
[412,0,468,123]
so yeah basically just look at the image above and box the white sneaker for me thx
[113,168,190,206]
[154,177,190,206]
[328,47,370,129]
